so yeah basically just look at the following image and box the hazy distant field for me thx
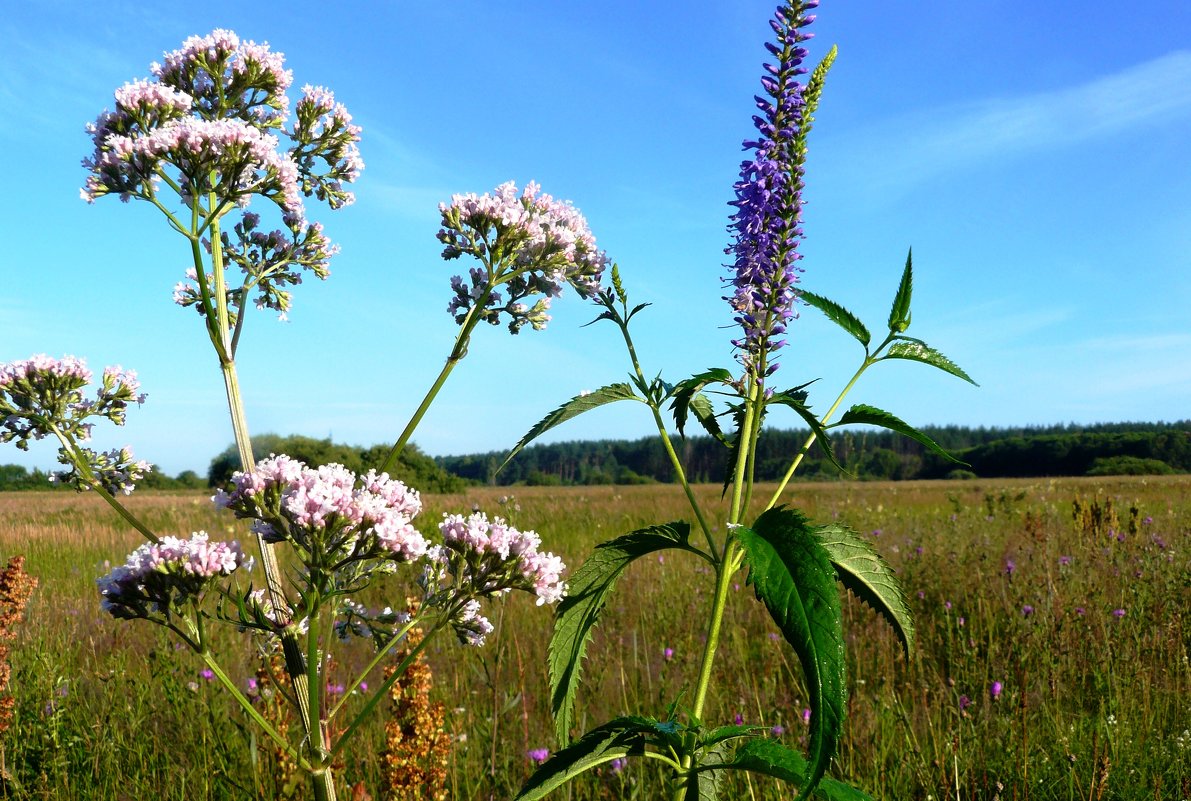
[1,477,1187,799]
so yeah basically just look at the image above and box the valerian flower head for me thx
[0,355,150,493]
[98,531,250,620]
[82,29,362,321]
[215,455,427,572]
[421,511,566,647]
[438,181,608,334]
[726,1,824,378]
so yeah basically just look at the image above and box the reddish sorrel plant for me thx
[511,2,975,799]
[1,28,607,801]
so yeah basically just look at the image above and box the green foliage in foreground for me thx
[2,476,1186,800]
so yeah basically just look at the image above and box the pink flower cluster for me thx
[425,511,567,647]
[0,356,147,494]
[98,531,250,620]
[82,29,362,320]
[438,181,608,333]
[215,454,427,564]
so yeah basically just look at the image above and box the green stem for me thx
[613,306,716,554]
[201,652,312,773]
[48,425,160,543]
[765,350,879,510]
[728,380,761,527]
[331,615,448,759]
[326,613,423,721]
[378,300,487,475]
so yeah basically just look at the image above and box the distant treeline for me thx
[3,422,1187,492]
[436,421,1191,486]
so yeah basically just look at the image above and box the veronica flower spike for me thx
[727,0,832,382]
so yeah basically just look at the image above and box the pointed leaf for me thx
[687,740,731,801]
[736,508,846,799]
[800,291,871,348]
[550,523,699,743]
[688,392,727,444]
[730,740,872,801]
[887,250,913,333]
[814,523,915,657]
[884,341,978,386]
[830,403,964,464]
[500,383,643,474]
[766,393,845,474]
[515,717,650,800]
[700,724,768,749]
[669,368,734,438]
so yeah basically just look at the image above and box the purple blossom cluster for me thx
[215,454,428,566]
[726,1,819,376]
[439,181,608,333]
[423,511,567,646]
[82,29,362,320]
[98,531,250,620]
[0,355,150,493]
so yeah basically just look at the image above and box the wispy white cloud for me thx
[826,51,1191,194]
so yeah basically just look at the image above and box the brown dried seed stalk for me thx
[381,604,450,801]
[0,555,37,738]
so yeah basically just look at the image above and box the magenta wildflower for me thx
[663,647,674,661]
[990,681,1003,700]
[199,668,215,681]
[802,708,812,724]
[726,0,823,377]
[1059,555,1072,566]
[1004,558,1016,576]
[771,724,786,736]
[527,748,550,765]
[734,713,745,725]
[1112,608,1126,619]
[1022,604,1034,617]
[326,682,345,695]
[959,695,972,711]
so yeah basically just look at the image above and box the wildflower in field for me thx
[990,681,1003,700]
[527,748,550,765]
[97,532,250,621]
[1075,606,1087,616]
[734,713,745,725]
[422,511,567,646]
[439,181,608,333]
[1004,558,1016,576]
[0,355,151,494]
[802,708,812,724]
[215,455,428,571]
[609,757,626,774]
[1059,555,1072,566]
[83,29,362,320]
[1022,604,1034,617]
[1112,608,1126,619]
[959,695,972,711]
[771,724,786,736]
[199,668,215,681]
[726,0,823,377]
[663,647,674,661]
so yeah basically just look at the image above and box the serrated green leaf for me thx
[766,392,845,474]
[669,368,734,438]
[687,740,731,801]
[736,508,846,799]
[814,523,915,657]
[688,392,728,444]
[626,301,652,321]
[729,740,873,801]
[514,717,650,800]
[884,341,978,386]
[829,403,964,464]
[699,724,769,748]
[800,291,871,348]
[500,383,642,474]
[887,250,913,333]
[550,523,699,744]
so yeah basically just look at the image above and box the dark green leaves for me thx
[736,508,846,799]
[800,291,871,349]
[814,523,914,658]
[549,523,702,744]
[887,250,913,333]
[831,404,963,464]
[883,340,977,385]
[669,368,733,439]
[500,383,642,474]
[729,740,873,801]
[514,717,649,800]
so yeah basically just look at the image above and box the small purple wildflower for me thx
[609,757,626,774]
[768,631,780,642]
[944,601,952,611]
[1075,606,1087,616]
[199,668,215,681]
[959,695,972,711]
[771,724,786,736]
[326,683,345,695]
[871,529,882,537]
[1143,515,1153,525]
[527,748,550,765]
[734,712,745,725]
[990,681,1003,700]
[1059,555,1072,566]
[1022,605,1034,617]
[957,617,965,627]
[1004,558,1016,577]
[663,647,674,661]
[802,708,812,724]
[1112,608,1126,619]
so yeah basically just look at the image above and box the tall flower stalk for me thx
[514,2,974,800]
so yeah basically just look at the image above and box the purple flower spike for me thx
[726,1,826,378]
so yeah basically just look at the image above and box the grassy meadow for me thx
[0,476,1187,800]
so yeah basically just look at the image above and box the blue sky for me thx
[2,1,1189,476]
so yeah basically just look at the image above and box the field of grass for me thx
[0,476,1186,800]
